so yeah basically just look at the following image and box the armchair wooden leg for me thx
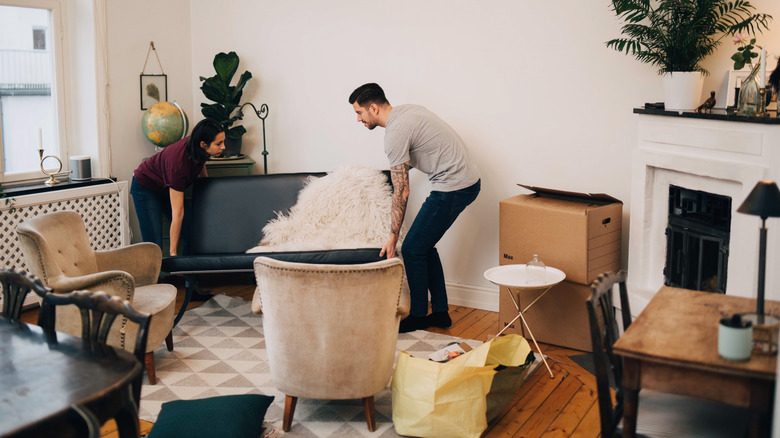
[283,395,297,432]
[145,352,157,385]
[165,331,173,351]
[362,396,376,432]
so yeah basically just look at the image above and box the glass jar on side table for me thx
[484,264,566,378]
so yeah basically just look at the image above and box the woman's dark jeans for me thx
[130,177,191,255]
[401,179,481,317]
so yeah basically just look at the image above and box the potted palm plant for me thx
[199,51,253,157]
[606,0,772,111]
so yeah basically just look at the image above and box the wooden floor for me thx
[21,273,602,438]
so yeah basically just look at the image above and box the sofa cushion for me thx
[162,248,385,274]
[189,172,325,255]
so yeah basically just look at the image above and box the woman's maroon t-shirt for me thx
[133,137,204,192]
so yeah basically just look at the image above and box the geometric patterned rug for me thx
[139,294,539,437]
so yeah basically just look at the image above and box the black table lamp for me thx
[737,180,780,318]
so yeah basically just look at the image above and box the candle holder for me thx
[38,148,71,186]
[756,89,769,117]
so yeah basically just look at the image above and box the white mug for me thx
[718,320,753,361]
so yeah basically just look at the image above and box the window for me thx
[0,0,66,183]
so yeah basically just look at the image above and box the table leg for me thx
[516,309,554,378]
[621,358,640,438]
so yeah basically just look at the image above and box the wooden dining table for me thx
[0,316,142,437]
[613,286,778,438]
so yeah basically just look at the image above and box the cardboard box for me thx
[498,280,593,352]
[499,185,622,285]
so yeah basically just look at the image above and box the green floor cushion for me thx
[147,394,274,438]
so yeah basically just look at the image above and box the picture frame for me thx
[726,68,753,108]
[140,74,167,110]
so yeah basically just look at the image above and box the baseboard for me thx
[445,282,499,312]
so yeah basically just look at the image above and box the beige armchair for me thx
[253,256,409,432]
[16,210,177,384]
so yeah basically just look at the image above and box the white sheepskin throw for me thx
[246,165,404,253]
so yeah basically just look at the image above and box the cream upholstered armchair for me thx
[16,210,177,384]
[253,256,409,432]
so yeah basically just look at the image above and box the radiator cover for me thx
[0,181,129,307]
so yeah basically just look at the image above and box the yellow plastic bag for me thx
[391,334,533,438]
[450,335,534,422]
[391,351,496,438]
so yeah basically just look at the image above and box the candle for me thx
[760,48,767,88]
[38,128,42,149]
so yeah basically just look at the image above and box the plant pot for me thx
[662,71,704,111]
[222,136,242,158]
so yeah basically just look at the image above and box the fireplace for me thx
[626,111,780,313]
[664,185,731,293]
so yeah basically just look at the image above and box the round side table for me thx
[484,264,566,378]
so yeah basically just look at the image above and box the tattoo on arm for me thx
[390,162,411,236]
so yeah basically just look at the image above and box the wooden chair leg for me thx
[283,395,297,432]
[165,331,173,351]
[362,396,376,432]
[145,352,156,385]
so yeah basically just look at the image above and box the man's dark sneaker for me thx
[399,315,430,333]
[426,311,452,328]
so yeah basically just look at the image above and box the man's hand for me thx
[380,234,399,259]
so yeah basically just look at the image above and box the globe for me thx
[141,101,189,147]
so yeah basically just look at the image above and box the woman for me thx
[131,118,225,256]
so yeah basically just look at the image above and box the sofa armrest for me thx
[95,243,162,286]
[46,271,135,301]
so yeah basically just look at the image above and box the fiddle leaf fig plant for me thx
[199,51,253,139]
[606,0,772,75]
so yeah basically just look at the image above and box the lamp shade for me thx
[737,181,780,219]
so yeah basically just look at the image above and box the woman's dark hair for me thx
[348,83,389,107]
[186,118,225,163]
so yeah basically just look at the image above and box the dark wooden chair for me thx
[587,271,752,438]
[39,289,151,436]
[0,269,51,320]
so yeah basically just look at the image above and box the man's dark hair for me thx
[186,118,225,163]
[348,83,389,107]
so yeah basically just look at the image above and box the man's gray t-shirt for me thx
[384,104,479,192]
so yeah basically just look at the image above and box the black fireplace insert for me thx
[664,185,731,293]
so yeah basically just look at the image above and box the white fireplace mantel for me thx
[627,111,780,313]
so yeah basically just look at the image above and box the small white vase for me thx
[662,71,704,111]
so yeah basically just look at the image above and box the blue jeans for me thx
[401,179,481,317]
[130,177,191,255]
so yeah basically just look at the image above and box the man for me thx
[349,83,481,333]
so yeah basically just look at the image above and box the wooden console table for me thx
[614,286,778,438]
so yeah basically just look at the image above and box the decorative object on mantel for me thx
[200,51,269,161]
[606,0,772,111]
[737,180,780,354]
[140,41,167,111]
[696,91,716,113]
[768,57,780,111]
[732,34,765,116]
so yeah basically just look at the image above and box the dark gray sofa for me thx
[161,171,389,325]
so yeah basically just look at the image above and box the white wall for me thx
[187,0,655,296]
[98,0,780,300]
[105,0,192,240]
